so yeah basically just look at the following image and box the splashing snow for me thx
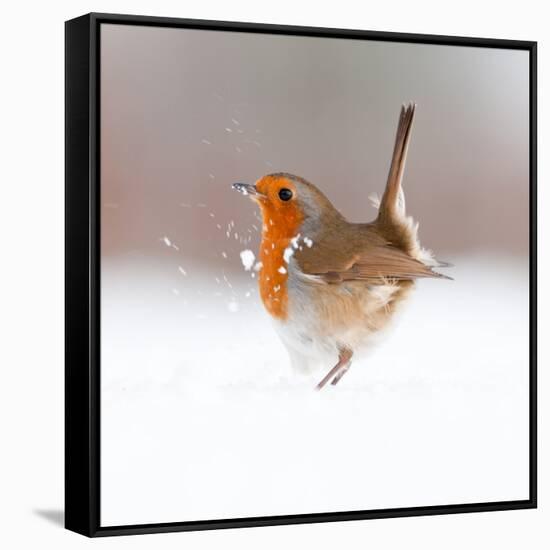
[290,234,301,249]
[283,247,294,263]
[240,250,255,271]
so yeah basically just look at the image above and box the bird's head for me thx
[232,173,342,239]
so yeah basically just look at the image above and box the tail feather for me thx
[378,102,416,225]
[373,103,451,279]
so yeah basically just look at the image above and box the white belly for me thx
[273,264,413,374]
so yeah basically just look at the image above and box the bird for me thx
[232,103,450,389]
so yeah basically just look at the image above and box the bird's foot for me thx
[316,349,353,390]
[331,363,351,385]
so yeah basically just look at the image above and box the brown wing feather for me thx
[295,223,449,284]
[334,246,449,283]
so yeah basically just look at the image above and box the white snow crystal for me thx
[278,266,287,274]
[225,127,232,132]
[227,300,239,313]
[222,252,228,259]
[368,192,381,210]
[178,266,187,276]
[240,249,255,271]
[253,262,263,272]
[201,139,211,145]
[303,237,313,248]
[290,234,301,249]
[222,274,232,289]
[161,236,179,251]
[283,247,294,263]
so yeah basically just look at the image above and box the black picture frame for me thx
[65,12,537,537]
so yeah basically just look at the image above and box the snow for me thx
[283,246,294,263]
[303,237,313,248]
[100,255,529,526]
[239,249,256,271]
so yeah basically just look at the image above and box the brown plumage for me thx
[233,103,450,389]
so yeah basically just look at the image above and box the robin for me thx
[233,103,450,389]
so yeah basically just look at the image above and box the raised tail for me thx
[378,102,416,226]
[374,103,451,276]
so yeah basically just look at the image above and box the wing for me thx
[295,226,450,284]
[324,246,450,283]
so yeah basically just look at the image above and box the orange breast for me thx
[258,236,291,320]
[254,175,304,320]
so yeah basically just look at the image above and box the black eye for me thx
[278,188,293,201]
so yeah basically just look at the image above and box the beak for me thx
[232,182,265,198]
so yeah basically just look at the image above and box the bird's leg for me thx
[316,348,353,390]
[331,360,352,385]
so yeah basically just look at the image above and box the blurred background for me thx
[99,24,530,526]
[100,24,529,269]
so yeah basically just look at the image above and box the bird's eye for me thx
[278,188,293,201]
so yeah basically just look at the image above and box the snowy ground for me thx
[100,254,529,526]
